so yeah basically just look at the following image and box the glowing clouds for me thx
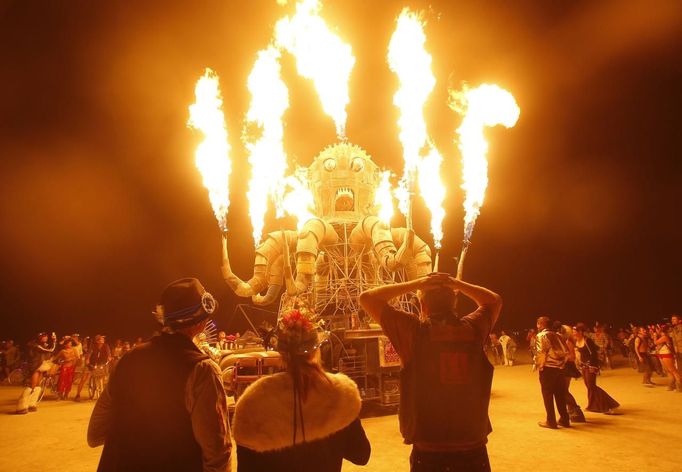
[275,0,355,138]
[187,69,232,233]
[450,84,520,241]
[244,47,290,245]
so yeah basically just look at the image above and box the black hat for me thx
[154,278,217,328]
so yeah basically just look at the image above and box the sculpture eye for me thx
[351,157,365,172]
[324,159,336,171]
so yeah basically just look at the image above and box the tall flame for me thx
[243,47,290,245]
[275,0,355,138]
[418,148,446,249]
[187,69,231,232]
[450,84,520,241]
[374,170,394,226]
[388,8,435,215]
[282,169,315,230]
[388,9,445,247]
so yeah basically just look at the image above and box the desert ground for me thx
[1,355,680,471]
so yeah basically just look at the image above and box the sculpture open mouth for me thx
[335,187,354,211]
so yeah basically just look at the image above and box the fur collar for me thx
[233,371,361,452]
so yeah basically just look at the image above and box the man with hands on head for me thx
[360,272,502,472]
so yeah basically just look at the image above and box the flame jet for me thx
[275,0,355,138]
[388,9,446,254]
[187,69,232,232]
[450,83,520,277]
[243,47,290,246]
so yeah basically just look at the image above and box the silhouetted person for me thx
[88,277,232,472]
[535,316,570,429]
[360,272,502,472]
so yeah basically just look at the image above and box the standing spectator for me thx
[498,331,516,366]
[489,333,503,365]
[15,332,57,414]
[233,309,370,471]
[615,329,629,357]
[593,325,612,369]
[653,324,682,391]
[71,334,84,369]
[555,322,586,423]
[527,328,538,371]
[82,336,91,355]
[87,277,232,472]
[360,272,502,472]
[573,323,620,414]
[626,326,639,370]
[670,314,682,370]
[635,327,656,386]
[647,326,665,376]
[121,341,131,356]
[74,335,111,401]
[53,339,79,399]
[535,316,570,429]
[111,339,123,370]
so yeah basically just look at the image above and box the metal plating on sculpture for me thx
[221,142,432,329]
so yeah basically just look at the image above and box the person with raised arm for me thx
[360,272,502,472]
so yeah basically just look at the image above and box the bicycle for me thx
[7,361,30,385]
[88,363,109,400]
[37,369,60,403]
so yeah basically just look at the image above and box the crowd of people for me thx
[1,332,155,413]
[524,317,682,390]
[523,315,682,430]
[3,274,680,471]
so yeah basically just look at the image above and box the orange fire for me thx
[450,83,520,242]
[187,69,231,232]
[275,0,355,138]
[388,9,445,247]
[243,47,290,245]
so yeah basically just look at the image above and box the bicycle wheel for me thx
[8,368,24,385]
[88,376,96,399]
[37,378,48,403]
[95,376,104,399]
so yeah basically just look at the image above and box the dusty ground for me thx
[1,356,680,471]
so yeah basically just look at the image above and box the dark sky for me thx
[1,0,681,341]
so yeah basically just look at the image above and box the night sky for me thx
[1,0,681,341]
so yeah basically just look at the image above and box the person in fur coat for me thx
[233,309,371,471]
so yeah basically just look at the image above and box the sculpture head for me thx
[308,142,380,220]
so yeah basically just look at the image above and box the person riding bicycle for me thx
[74,335,111,402]
[15,331,57,414]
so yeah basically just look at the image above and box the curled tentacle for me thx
[349,215,420,273]
[390,228,432,279]
[288,218,338,295]
[221,231,297,298]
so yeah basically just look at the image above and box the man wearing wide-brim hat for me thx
[87,277,232,472]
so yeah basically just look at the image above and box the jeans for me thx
[539,366,569,425]
[410,447,491,472]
